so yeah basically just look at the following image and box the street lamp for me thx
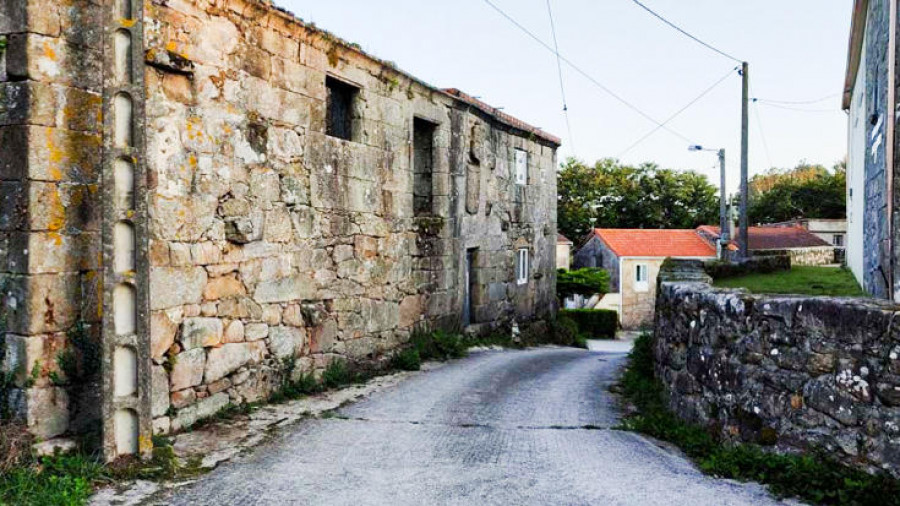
[689,145,730,260]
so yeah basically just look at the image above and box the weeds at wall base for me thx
[618,333,900,506]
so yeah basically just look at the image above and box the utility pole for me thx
[739,61,750,260]
[718,148,729,258]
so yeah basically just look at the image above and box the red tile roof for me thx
[557,233,573,245]
[593,229,717,258]
[698,226,831,250]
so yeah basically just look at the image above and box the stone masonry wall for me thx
[755,247,835,267]
[0,0,106,441]
[655,262,900,476]
[0,0,558,445]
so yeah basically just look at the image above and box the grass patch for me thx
[0,435,205,506]
[712,266,865,297]
[619,333,900,505]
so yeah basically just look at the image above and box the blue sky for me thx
[279,0,852,193]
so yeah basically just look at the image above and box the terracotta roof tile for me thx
[592,229,717,258]
[699,226,831,250]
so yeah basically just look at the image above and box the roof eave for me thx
[844,0,870,110]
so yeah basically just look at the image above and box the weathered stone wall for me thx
[2,0,559,447]
[573,235,619,289]
[143,0,559,435]
[0,0,105,440]
[655,262,900,476]
[754,247,834,267]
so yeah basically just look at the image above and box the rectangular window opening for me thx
[516,248,530,285]
[326,76,358,141]
[413,118,437,216]
[833,234,844,247]
[635,264,649,292]
[515,149,528,185]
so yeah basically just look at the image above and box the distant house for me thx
[697,225,835,265]
[573,229,716,329]
[843,0,897,300]
[556,234,574,270]
[762,219,847,262]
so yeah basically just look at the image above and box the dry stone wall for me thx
[1,0,559,452]
[655,261,900,476]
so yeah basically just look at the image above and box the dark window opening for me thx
[326,77,358,140]
[413,118,436,216]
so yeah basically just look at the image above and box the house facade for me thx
[843,0,899,299]
[0,0,559,458]
[573,229,716,329]
[556,234,573,270]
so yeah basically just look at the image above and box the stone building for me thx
[0,0,560,459]
[844,0,899,299]
[573,229,716,329]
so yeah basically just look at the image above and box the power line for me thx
[545,0,576,156]
[754,101,839,113]
[629,0,742,63]
[481,0,693,144]
[749,89,774,169]
[617,66,738,158]
[755,93,841,106]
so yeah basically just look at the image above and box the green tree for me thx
[748,161,846,224]
[557,268,610,300]
[557,158,719,241]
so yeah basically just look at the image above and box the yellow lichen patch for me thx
[188,154,198,167]
[46,190,66,232]
[119,18,137,28]
[42,40,58,61]
[47,232,63,246]
[126,210,135,219]
[139,434,153,454]
[45,128,65,181]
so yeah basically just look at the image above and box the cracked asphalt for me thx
[156,348,785,505]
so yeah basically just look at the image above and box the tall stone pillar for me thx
[100,0,151,460]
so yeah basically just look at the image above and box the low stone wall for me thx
[655,262,900,476]
[756,247,835,266]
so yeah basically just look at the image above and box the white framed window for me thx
[833,234,844,247]
[515,149,528,185]
[634,264,649,293]
[516,248,530,285]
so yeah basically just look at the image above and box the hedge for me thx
[559,309,618,339]
[704,255,790,280]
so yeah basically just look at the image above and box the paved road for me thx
[158,348,783,505]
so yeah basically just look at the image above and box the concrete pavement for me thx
[150,348,784,505]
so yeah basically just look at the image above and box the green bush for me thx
[704,255,790,280]
[559,309,617,339]
[548,316,580,347]
[392,347,422,371]
[322,359,351,389]
[409,327,467,362]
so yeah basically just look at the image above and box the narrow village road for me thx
[156,348,784,505]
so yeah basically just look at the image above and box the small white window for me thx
[634,264,649,292]
[515,149,528,185]
[833,234,844,247]
[516,248,530,285]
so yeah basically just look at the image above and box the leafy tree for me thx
[748,161,846,224]
[557,158,719,241]
[557,268,610,300]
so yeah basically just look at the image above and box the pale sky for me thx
[279,0,852,194]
